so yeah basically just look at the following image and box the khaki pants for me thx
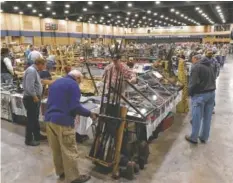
[46,122,79,183]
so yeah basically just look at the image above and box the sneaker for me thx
[25,140,40,146]
[185,135,198,144]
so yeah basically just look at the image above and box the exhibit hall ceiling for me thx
[1,1,233,27]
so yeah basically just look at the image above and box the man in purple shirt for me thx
[45,70,97,183]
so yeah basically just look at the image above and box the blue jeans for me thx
[190,91,215,142]
[1,73,13,84]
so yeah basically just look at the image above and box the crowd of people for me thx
[1,41,232,183]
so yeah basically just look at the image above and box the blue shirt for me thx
[45,75,91,126]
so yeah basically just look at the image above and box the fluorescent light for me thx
[195,7,200,10]
[65,4,70,8]
[79,16,83,19]
[108,13,111,17]
[83,8,87,11]
[104,5,109,9]
[88,1,93,5]
[216,6,220,9]
[52,12,56,15]
[127,12,131,15]
[14,6,19,10]
[198,10,203,13]
[217,9,221,13]
[143,16,146,19]
[170,8,175,12]
[19,11,23,15]
[65,10,69,14]
[135,14,138,17]
[101,16,104,19]
[165,17,168,20]
[147,10,151,14]
[27,4,32,8]
[32,9,37,13]
[117,15,120,18]
[154,12,158,16]
[175,11,180,15]
[39,14,42,17]
[47,1,52,4]
[155,1,160,4]
[128,3,132,7]
[160,15,164,18]
[46,7,51,10]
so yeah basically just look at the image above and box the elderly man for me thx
[45,70,97,183]
[23,58,46,146]
[27,47,43,66]
[186,53,216,144]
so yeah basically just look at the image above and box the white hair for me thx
[68,69,83,79]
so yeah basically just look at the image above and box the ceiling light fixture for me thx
[127,12,131,15]
[46,7,51,10]
[101,16,104,19]
[175,11,180,15]
[65,4,70,8]
[52,12,56,15]
[32,9,37,13]
[88,1,93,5]
[19,11,23,15]
[154,12,158,16]
[170,8,175,12]
[104,5,109,9]
[27,4,32,8]
[39,13,42,17]
[108,13,111,17]
[155,1,160,4]
[47,1,52,5]
[216,6,220,9]
[117,15,120,18]
[135,14,138,17]
[128,3,132,7]
[13,6,18,10]
[195,7,200,10]
[79,16,83,19]
[65,10,69,14]
[0,9,3,13]
[83,8,87,11]
[147,10,151,14]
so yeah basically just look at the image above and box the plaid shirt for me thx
[103,62,136,87]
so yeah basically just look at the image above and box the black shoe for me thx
[185,135,198,145]
[199,138,206,144]
[71,175,91,183]
[59,173,65,179]
[40,135,47,141]
[25,140,40,146]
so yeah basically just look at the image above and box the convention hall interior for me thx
[1,1,233,183]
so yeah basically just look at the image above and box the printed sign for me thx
[45,23,58,30]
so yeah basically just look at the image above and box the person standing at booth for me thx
[22,58,46,146]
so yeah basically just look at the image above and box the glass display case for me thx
[123,70,182,124]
